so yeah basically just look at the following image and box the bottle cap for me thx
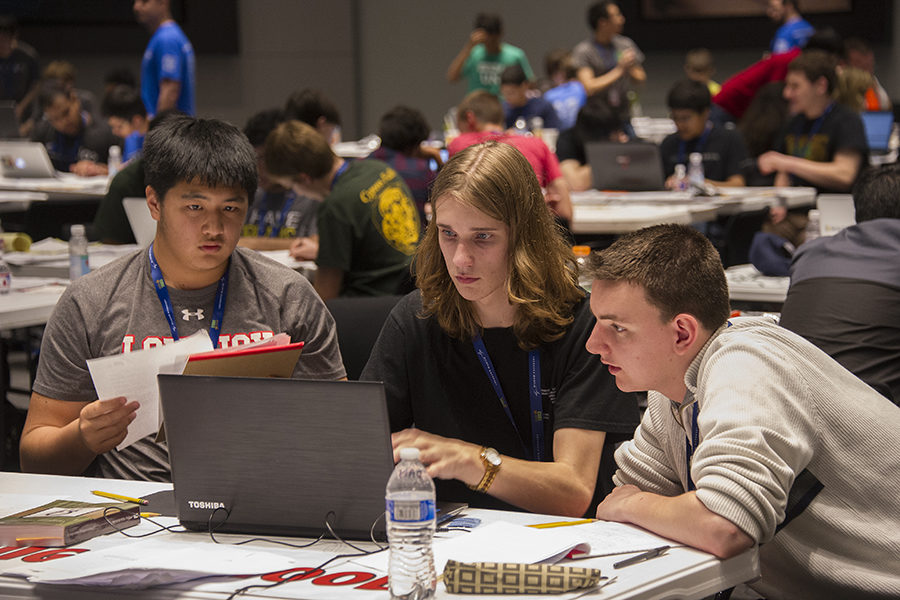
[572,245,591,258]
[70,224,85,237]
[109,145,121,156]
[398,447,420,461]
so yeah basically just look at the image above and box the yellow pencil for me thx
[16,537,63,547]
[528,518,595,529]
[91,490,149,506]
[139,512,161,518]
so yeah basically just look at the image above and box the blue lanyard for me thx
[472,335,544,461]
[684,402,700,491]
[676,121,713,166]
[257,191,295,237]
[148,243,229,348]
[331,160,350,191]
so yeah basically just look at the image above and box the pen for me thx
[528,518,595,529]
[91,490,149,506]
[613,545,670,569]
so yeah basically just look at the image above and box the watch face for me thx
[484,447,502,467]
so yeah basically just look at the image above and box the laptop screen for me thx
[158,374,395,540]
[860,111,893,152]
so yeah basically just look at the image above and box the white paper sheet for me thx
[87,330,213,450]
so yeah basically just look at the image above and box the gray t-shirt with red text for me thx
[33,247,345,481]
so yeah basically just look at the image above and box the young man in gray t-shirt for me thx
[20,116,346,481]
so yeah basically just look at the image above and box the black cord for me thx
[102,506,188,537]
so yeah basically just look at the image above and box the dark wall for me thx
[4,0,239,54]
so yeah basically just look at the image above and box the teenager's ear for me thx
[146,186,161,221]
[671,313,702,355]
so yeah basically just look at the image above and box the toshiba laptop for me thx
[860,111,893,154]
[158,375,395,541]
[122,197,156,246]
[0,141,57,178]
[586,141,665,191]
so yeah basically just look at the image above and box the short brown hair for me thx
[456,90,504,128]
[263,120,335,180]
[788,49,838,93]
[586,224,730,331]
[417,141,582,349]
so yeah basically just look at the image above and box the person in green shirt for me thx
[446,13,534,97]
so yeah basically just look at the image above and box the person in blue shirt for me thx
[500,65,561,131]
[101,85,148,162]
[543,50,587,131]
[767,0,814,55]
[134,0,195,116]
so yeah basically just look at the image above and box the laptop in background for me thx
[0,102,21,139]
[586,141,665,191]
[860,111,893,154]
[158,374,395,541]
[0,141,57,178]
[122,197,156,246]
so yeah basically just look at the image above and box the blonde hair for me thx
[416,141,582,349]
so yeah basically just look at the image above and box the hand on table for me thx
[392,428,483,486]
[69,161,109,177]
[289,236,318,261]
[595,484,642,521]
[78,396,139,455]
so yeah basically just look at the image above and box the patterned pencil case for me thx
[442,560,603,594]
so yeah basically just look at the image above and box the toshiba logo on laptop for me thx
[615,155,631,168]
[187,500,226,510]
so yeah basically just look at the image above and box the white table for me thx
[0,472,759,600]
[570,187,816,235]
[0,278,67,330]
[0,174,109,198]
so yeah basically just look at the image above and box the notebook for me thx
[0,141,57,178]
[860,111,893,153]
[122,197,156,246]
[586,141,665,191]
[158,374,395,541]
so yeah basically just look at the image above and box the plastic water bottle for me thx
[386,447,436,600]
[0,218,10,294]
[804,209,821,243]
[69,224,90,280]
[688,152,705,191]
[108,145,122,177]
[513,117,528,136]
[573,245,592,289]
[673,164,689,191]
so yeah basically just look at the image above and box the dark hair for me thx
[0,15,18,35]
[377,105,430,154]
[37,78,72,112]
[788,50,838,93]
[587,1,617,29]
[284,89,341,128]
[264,119,335,180]
[457,90,504,127]
[243,108,285,147]
[101,84,146,120]
[852,164,900,222]
[545,48,576,80]
[500,64,528,86]
[143,116,257,202]
[148,108,186,131]
[843,36,873,59]
[473,12,502,35]
[103,67,136,89]
[666,79,711,113]
[804,27,843,57]
[573,95,625,144]
[418,141,582,349]
[738,81,787,157]
[586,224,730,331]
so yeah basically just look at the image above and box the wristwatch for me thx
[469,447,502,493]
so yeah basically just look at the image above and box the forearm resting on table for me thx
[19,393,97,475]
[597,487,754,559]
[488,453,599,517]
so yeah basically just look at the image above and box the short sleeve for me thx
[285,277,347,381]
[156,36,184,81]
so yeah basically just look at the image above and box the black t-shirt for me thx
[361,291,641,514]
[775,103,868,193]
[555,128,584,165]
[659,124,748,182]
